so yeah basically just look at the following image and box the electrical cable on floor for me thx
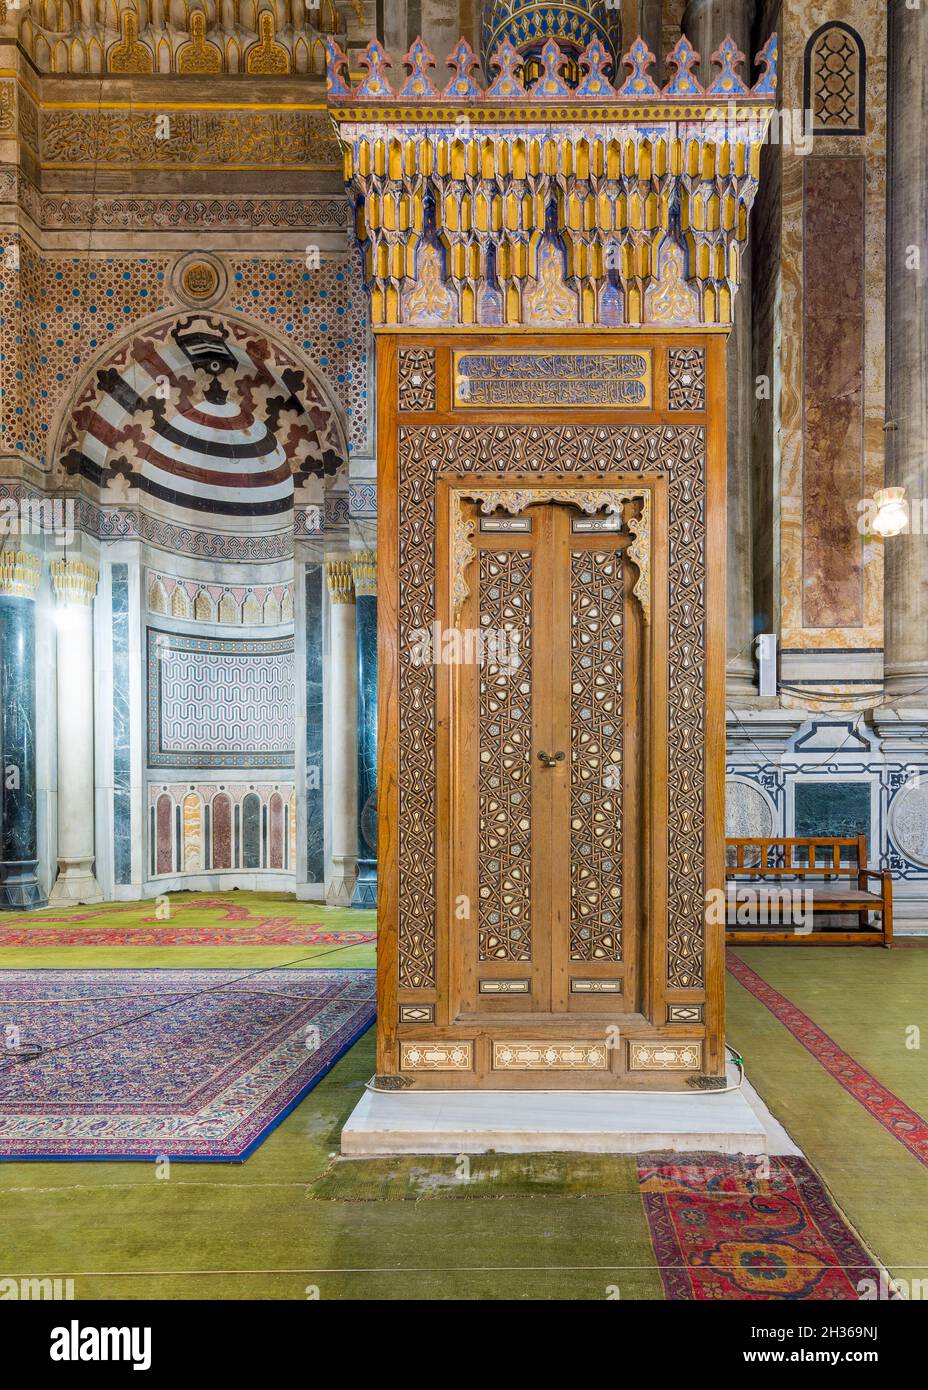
[0,934,374,1073]
[362,1044,746,1098]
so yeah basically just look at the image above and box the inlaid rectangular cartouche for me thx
[453,350,652,409]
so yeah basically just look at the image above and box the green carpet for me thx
[2,896,924,1298]
[728,945,928,1292]
[0,1030,661,1301]
[0,892,657,1299]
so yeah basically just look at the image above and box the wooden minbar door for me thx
[378,332,727,1090]
[448,493,646,1021]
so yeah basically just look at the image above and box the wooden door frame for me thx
[376,330,728,1089]
[438,479,662,1023]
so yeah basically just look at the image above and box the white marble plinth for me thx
[49,858,103,906]
[341,1066,777,1157]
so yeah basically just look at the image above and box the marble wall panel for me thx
[779,0,886,682]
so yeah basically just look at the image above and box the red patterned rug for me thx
[639,1152,881,1300]
[0,926,376,947]
[727,951,928,1169]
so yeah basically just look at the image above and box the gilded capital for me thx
[350,549,377,597]
[50,558,99,607]
[0,550,42,599]
[326,558,356,605]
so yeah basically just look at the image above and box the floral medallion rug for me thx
[639,1152,882,1300]
[0,969,375,1162]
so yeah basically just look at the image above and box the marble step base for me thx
[341,1065,784,1157]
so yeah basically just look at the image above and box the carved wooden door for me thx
[447,489,646,1020]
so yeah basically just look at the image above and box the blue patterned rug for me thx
[0,969,375,1162]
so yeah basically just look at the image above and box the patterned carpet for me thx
[0,968,375,1161]
[639,1153,880,1300]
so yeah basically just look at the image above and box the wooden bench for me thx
[725,835,892,947]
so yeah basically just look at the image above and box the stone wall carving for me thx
[3,169,352,232]
[37,106,341,170]
[18,0,365,76]
[147,571,294,627]
[148,781,296,877]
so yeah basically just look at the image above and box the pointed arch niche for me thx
[52,312,347,899]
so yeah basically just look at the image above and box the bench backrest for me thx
[726,835,867,877]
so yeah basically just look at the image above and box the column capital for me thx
[326,557,356,605]
[351,549,377,597]
[50,558,99,607]
[0,550,41,599]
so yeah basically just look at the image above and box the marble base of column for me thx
[726,655,758,699]
[351,861,377,908]
[326,853,357,907]
[880,661,928,708]
[49,856,104,906]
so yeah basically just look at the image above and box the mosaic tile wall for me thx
[4,243,173,461]
[0,242,371,468]
[227,253,371,456]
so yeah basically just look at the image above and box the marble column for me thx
[325,559,358,905]
[49,559,102,905]
[0,552,45,910]
[682,0,758,697]
[883,0,928,704]
[350,550,378,908]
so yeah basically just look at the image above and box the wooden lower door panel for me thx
[447,490,643,1046]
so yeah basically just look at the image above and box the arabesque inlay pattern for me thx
[478,547,533,963]
[570,550,623,962]
[398,347,436,411]
[668,347,706,411]
[397,424,706,994]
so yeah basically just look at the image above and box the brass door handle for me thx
[537,750,565,767]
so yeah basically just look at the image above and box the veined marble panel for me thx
[778,0,885,662]
[111,564,132,887]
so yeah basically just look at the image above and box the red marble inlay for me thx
[211,793,232,870]
[156,794,173,874]
[269,792,284,870]
[801,156,866,629]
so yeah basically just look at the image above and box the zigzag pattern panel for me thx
[478,547,533,963]
[570,549,623,962]
[147,629,295,769]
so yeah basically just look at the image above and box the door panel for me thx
[449,491,643,1021]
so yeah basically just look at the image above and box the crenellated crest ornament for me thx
[327,33,777,329]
